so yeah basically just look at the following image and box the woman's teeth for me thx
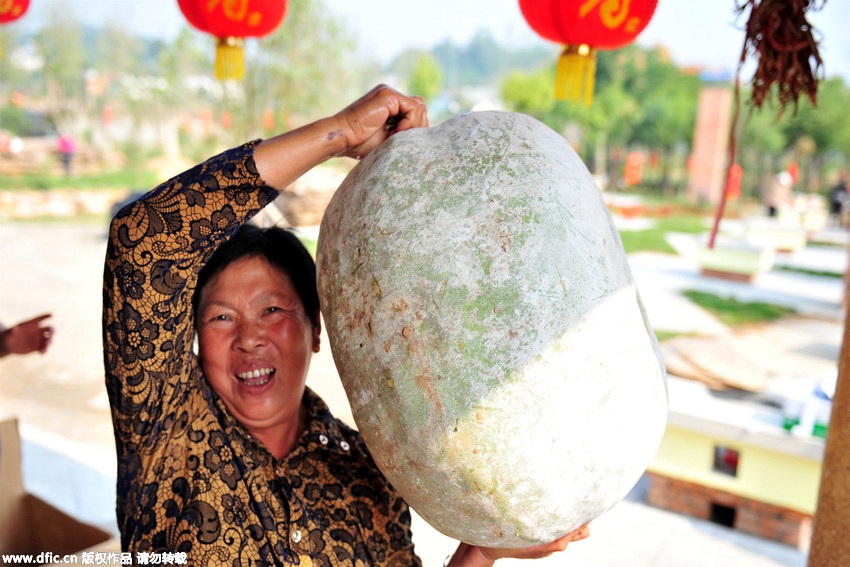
[236,368,274,384]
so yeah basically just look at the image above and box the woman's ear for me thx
[312,322,321,353]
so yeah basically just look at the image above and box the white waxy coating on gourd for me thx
[316,110,668,548]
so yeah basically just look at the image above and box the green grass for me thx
[7,212,111,226]
[653,330,687,343]
[776,265,844,279]
[619,214,708,254]
[0,169,158,191]
[681,289,795,326]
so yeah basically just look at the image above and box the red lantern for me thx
[519,0,658,105]
[0,0,30,60]
[178,0,287,81]
[0,0,29,24]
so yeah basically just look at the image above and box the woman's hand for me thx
[333,84,428,159]
[447,523,590,566]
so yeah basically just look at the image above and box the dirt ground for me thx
[0,224,116,453]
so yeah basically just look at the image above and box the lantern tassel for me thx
[555,44,596,106]
[216,37,245,81]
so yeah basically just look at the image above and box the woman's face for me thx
[196,255,319,436]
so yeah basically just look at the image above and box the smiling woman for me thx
[102,85,431,565]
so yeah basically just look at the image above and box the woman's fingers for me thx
[337,85,428,158]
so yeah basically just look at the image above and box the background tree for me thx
[242,0,364,144]
[86,19,147,161]
[736,98,790,201]
[408,53,444,104]
[150,27,215,164]
[500,68,554,118]
[628,48,700,196]
[33,4,85,135]
[780,78,850,189]
[0,24,28,96]
[428,30,550,91]
[0,23,35,134]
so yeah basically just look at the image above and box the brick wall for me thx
[646,472,813,550]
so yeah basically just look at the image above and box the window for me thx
[713,445,740,477]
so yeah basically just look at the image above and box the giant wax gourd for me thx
[316,111,667,548]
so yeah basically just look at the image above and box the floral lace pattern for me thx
[102,142,420,565]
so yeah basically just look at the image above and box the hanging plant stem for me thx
[709,0,826,249]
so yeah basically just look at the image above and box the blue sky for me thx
[18,0,850,81]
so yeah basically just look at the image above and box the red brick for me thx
[646,473,812,550]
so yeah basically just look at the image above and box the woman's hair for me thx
[192,224,320,329]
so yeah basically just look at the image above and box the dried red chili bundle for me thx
[736,0,825,113]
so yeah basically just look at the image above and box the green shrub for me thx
[681,289,795,326]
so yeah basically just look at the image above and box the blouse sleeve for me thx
[102,141,279,449]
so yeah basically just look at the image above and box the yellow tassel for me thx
[215,37,245,81]
[555,44,596,106]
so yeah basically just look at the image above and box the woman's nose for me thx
[235,320,267,351]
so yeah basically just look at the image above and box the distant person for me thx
[57,134,76,176]
[0,314,53,358]
[762,171,794,218]
[829,172,848,227]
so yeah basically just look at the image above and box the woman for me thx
[103,85,588,565]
